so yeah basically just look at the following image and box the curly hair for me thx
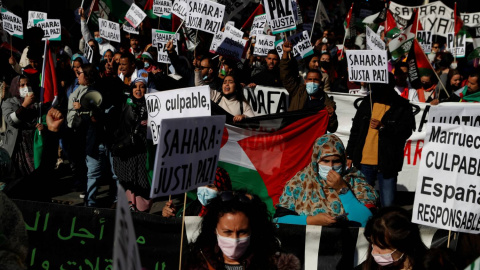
[185,191,279,269]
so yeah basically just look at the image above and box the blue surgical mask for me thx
[318,164,343,179]
[197,186,218,206]
[144,62,150,68]
[95,37,103,44]
[306,82,320,95]
[203,75,208,81]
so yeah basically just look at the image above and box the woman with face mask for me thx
[184,190,301,270]
[162,167,232,217]
[1,75,43,177]
[274,134,378,227]
[360,207,427,270]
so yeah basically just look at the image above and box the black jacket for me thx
[346,94,415,178]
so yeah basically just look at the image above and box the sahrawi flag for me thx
[385,9,400,38]
[407,39,433,88]
[343,3,353,37]
[388,9,420,60]
[218,109,329,214]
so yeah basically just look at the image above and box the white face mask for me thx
[19,86,32,98]
[318,163,343,179]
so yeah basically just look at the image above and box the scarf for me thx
[417,84,437,103]
[460,86,480,102]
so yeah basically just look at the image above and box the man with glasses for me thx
[194,57,221,91]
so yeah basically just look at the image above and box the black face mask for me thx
[320,61,331,70]
[422,82,432,89]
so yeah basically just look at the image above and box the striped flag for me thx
[218,109,329,214]
[454,2,464,36]
[388,9,421,60]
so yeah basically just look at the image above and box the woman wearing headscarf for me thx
[112,77,150,212]
[275,134,378,227]
[1,75,43,177]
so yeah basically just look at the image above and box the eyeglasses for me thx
[219,191,252,203]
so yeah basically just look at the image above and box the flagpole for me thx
[178,192,188,270]
[37,40,48,135]
[310,0,321,40]
[340,3,353,60]
[453,2,457,65]
[10,35,12,57]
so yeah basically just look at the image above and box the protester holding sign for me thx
[112,77,151,212]
[279,41,338,132]
[184,191,301,269]
[275,134,378,227]
[210,75,254,122]
[360,207,428,270]
[346,74,415,207]
[79,8,115,57]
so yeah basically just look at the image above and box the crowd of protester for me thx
[1,1,480,269]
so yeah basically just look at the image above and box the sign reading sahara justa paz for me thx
[417,30,433,54]
[263,0,296,34]
[153,0,172,18]
[150,115,225,198]
[125,3,147,28]
[98,18,120,43]
[35,19,61,41]
[346,50,389,84]
[145,86,211,145]
[185,0,225,34]
[152,29,179,63]
[27,11,47,29]
[366,26,385,51]
[253,34,275,57]
[412,104,480,234]
[1,8,23,39]
[244,86,289,116]
[446,33,466,58]
[250,14,267,37]
[274,30,313,60]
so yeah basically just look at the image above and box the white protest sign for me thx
[263,0,296,34]
[145,86,211,145]
[98,18,120,43]
[249,14,267,37]
[253,34,275,57]
[287,30,314,60]
[35,19,61,41]
[125,3,147,28]
[27,11,47,29]
[346,50,389,83]
[185,0,225,34]
[244,85,289,116]
[123,23,139,35]
[153,0,172,18]
[150,115,225,198]
[113,184,142,270]
[225,23,243,39]
[447,33,466,58]
[209,31,223,53]
[417,30,432,54]
[460,12,480,28]
[412,104,480,234]
[172,0,188,20]
[215,32,247,61]
[366,26,385,51]
[226,21,234,26]
[152,29,179,63]
[84,41,94,63]
[1,8,23,39]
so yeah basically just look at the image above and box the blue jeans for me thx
[360,164,397,207]
[85,144,108,207]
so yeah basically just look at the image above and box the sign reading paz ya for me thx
[1,8,23,39]
[99,18,120,43]
[263,0,296,34]
[145,86,211,145]
[346,50,388,84]
[412,105,480,234]
[150,115,225,199]
[186,0,225,34]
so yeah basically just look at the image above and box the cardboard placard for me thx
[152,29,179,63]
[263,0,296,34]
[346,50,389,83]
[150,115,225,198]
[125,3,147,28]
[417,30,432,54]
[153,0,172,18]
[84,40,94,63]
[275,30,313,60]
[98,18,120,43]
[185,0,225,34]
[172,0,188,20]
[366,26,385,51]
[35,19,61,41]
[145,86,211,145]
[209,31,223,53]
[249,14,267,37]
[244,85,289,116]
[446,33,466,58]
[412,105,480,234]
[27,11,47,29]
[123,23,139,35]
[1,8,23,39]
[215,32,247,61]
[225,23,243,39]
[253,34,275,57]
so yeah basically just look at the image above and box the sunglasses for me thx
[219,191,252,203]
